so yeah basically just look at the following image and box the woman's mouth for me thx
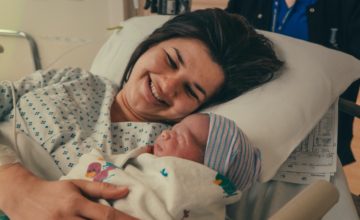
[148,77,168,105]
[150,81,162,101]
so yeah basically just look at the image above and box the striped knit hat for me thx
[204,113,261,191]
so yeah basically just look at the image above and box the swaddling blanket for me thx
[63,148,242,220]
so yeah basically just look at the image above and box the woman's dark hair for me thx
[121,8,283,109]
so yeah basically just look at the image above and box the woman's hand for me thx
[0,164,138,220]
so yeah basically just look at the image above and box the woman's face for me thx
[115,38,224,122]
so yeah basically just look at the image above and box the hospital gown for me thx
[0,67,169,177]
[63,148,242,220]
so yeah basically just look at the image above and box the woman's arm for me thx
[0,69,139,219]
[0,163,138,220]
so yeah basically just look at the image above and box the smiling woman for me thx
[0,8,283,220]
[121,8,283,121]
[112,38,224,122]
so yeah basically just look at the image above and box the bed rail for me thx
[0,29,42,70]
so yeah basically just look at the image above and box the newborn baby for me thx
[63,113,261,220]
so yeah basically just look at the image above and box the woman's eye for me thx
[184,84,199,101]
[165,51,178,69]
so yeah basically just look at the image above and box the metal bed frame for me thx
[0,29,42,70]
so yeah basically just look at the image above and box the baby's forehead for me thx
[180,113,210,144]
[182,114,209,130]
[184,113,209,124]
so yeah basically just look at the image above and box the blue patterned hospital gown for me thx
[0,67,170,174]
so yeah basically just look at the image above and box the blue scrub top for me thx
[272,0,317,40]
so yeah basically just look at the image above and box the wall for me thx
[0,0,227,81]
[0,0,129,81]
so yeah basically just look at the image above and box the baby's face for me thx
[153,114,209,163]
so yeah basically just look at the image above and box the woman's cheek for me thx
[173,103,198,118]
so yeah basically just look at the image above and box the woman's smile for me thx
[149,76,169,105]
[144,75,168,107]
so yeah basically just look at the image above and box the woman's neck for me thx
[110,92,144,122]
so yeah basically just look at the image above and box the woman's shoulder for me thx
[37,67,118,89]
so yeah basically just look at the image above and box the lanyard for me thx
[271,0,295,32]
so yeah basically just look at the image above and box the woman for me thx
[0,9,282,219]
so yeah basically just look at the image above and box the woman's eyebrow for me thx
[172,47,185,66]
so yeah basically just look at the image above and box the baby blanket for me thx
[62,148,242,220]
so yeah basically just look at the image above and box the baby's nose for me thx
[161,130,171,140]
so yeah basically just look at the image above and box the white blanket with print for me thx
[62,148,242,220]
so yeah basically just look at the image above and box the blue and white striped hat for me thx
[204,113,261,191]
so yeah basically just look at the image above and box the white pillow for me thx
[90,15,360,182]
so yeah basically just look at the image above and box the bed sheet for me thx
[227,158,359,220]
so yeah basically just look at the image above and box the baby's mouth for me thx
[153,143,162,156]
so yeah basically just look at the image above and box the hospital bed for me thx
[0,29,41,70]
[1,14,360,219]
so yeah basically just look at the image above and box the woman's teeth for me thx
[150,81,164,102]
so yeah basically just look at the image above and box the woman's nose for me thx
[162,75,181,97]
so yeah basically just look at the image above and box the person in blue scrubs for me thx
[226,0,360,165]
